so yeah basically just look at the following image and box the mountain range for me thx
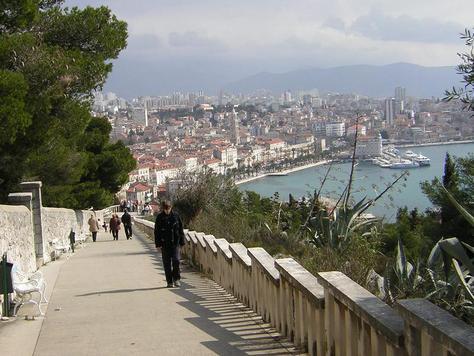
[103,61,460,99]
[223,63,459,98]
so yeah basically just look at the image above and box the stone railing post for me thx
[8,192,33,211]
[203,234,217,277]
[275,258,325,355]
[396,299,474,356]
[19,182,45,265]
[214,238,232,292]
[228,243,252,306]
[317,271,405,356]
[247,248,280,330]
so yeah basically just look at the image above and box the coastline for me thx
[236,160,330,186]
[236,140,474,186]
[394,139,474,149]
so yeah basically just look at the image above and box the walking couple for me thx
[109,210,133,240]
[154,200,185,288]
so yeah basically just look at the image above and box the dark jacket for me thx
[109,217,121,231]
[154,211,185,249]
[121,212,132,226]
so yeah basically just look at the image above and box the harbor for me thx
[371,146,431,169]
[239,142,473,221]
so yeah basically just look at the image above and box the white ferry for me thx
[389,160,420,169]
[402,150,431,166]
[372,158,391,168]
[383,145,400,157]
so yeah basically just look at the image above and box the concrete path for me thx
[29,228,301,355]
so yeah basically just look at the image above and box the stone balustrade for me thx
[317,271,404,356]
[132,218,474,356]
[275,258,325,355]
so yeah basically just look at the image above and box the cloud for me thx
[168,31,227,52]
[323,17,346,32]
[350,11,463,43]
[127,34,163,50]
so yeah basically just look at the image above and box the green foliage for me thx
[381,207,437,260]
[444,28,474,111]
[305,237,383,287]
[382,192,474,324]
[0,1,134,208]
[421,154,474,242]
[0,70,30,144]
[173,171,243,226]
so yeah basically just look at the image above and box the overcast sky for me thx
[65,0,474,96]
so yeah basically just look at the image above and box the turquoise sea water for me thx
[239,143,474,221]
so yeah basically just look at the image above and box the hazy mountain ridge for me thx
[224,63,459,98]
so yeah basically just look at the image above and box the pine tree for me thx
[0,1,135,208]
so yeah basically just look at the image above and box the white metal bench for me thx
[74,231,88,248]
[12,265,48,316]
[50,238,72,260]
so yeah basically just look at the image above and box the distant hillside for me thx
[224,63,459,98]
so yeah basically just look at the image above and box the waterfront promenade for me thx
[0,229,301,356]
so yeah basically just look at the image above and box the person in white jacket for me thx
[88,213,100,242]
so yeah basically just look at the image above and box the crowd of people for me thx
[87,209,134,241]
[119,200,153,216]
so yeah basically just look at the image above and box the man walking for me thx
[154,200,185,288]
[121,209,133,240]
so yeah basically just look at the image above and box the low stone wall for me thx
[134,217,474,356]
[0,205,36,274]
[41,208,103,263]
[42,208,77,263]
[1,180,107,270]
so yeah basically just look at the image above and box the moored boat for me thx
[389,160,420,169]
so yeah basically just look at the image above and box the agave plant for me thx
[436,186,474,302]
[382,186,474,322]
[423,237,474,322]
[381,238,424,303]
[308,196,379,250]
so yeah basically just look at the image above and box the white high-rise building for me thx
[144,102,148,127]
[394,87,406,114]
[325,122,345,137]
[132,106,148,127]
[394,87,406,102]
[384,98,396,126]
[230,109,240,144]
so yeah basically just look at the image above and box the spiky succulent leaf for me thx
[452,259,474,302]
[439,238,474,276]
[441,185,474,230]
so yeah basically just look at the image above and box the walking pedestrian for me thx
[154,200,185,288]
[121,209,133,240]
[109,214,121,240]
[88,213,100,242]
[102,219,108,232]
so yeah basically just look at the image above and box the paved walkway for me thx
[19,228,302,355]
